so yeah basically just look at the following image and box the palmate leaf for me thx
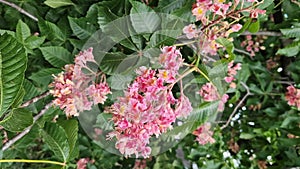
[68,17,96,40]
[98,6,138,51]
[29,68,62,87]
[0,108,33,132]
[157,0,186,13]
[40,46,73,68]
[188,101,220,124]
[99,52,139,75]
[44,0,74,8]
[129,0,161,34]
[149,30,182,47]
[0,33,27,117]
[276,41,300,57]
[16,20,31,44]
[57,119,79,161]
[23,79,40,101]
[40,122,70,162]
[281,28,300,38]
[38,20,66,42]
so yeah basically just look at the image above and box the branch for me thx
[221,82,253,130]
[234,48,253,57]
[20,92,50,108]
[0,0,38,22]
[201,5,253,31]
[291,0,300,7]
[241,31,282,36]
[274,80,295,86]
[1,102,53,151]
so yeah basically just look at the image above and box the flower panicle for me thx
[49,47,111,117]
[105,46,193,158]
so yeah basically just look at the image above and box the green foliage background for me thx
[0,0,299,168]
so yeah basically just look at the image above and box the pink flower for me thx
[183,24,198,39]
[199,83,229,112]
[250,9,266,18]
[133,159,147,169]
[74,48,95,67]
[87,83,111,105]
[175,94,193,118]
[285,85,300,109]
[50,48,110,117]
[199,83,219,102]
[159,46,183,74]
[106,46,193,158]
[193,123,215,145]
[76,158,91,169]
[231,24,242,32]
[211,3,231,16]
[192,6,208,21]
[218,94,229,111]
[224,76,235,83]
[224,61,242,85]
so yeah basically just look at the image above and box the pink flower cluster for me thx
[250,8,266,18]
[183,22,243,55]
[199,82,229,111]
[76,158,94,169]
[192,0,232,23]
[133,159,147,169]
[182,0,265,55]
[50,48,111,117]
[285,85,300,109]
[241,35,265,57]
[107,46,193,158]
[193,122,215,145]
[225,61,242,88]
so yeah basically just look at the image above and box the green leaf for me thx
[24,36,46,50]
[40,122,70,162]
[188,101,219,123]
[149,30,181,47]
[44,0,74,8]
[276,41,300,57]
[57,119,78,161]
[16,20,31,43]
[157,0,186,13]
[0,33,27,117]
[258,0,274,9]
[95,113,114,130]
[248,20,260,33]
[97,6,137,51]
[11,87,25,108]
[240,133,256,139]
[109,74,133,90]
[100,52,139,75]
[239,18,252,33]
[129,0,161,34]
[23,79,40,101]
[216,38,234,56]
[38,20,66,41]
[280,28,300,38]
[0,29,15,36]
[68,17,96,40]
[0,108,33,132]
[29,68,62,88]
[171,1,195,22]
[281,116,300,128]
[237,63,250,82]
[40,46,73,68]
